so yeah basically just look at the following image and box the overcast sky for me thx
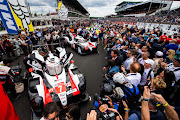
[28,0,180,17]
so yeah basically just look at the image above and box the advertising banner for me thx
[0,0,34,34]
[0,0,18,33]
[8,0,34,32]
[58,2,68,20]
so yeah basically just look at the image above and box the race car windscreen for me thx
[46,61,62,76]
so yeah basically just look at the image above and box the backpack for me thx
[121,84,140,110]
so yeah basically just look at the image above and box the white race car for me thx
[71,35,98,55]
[24,46,89,117]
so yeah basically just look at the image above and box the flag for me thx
[0,0,18,33]
[0,0,34,34]
[8,0,34,32]
[0,82,20,120]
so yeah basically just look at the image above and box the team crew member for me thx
[0,59,16,95]
[2,35,16,58]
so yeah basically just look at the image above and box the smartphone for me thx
[147,82,151,89]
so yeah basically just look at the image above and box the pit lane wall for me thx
[116,21,179,35]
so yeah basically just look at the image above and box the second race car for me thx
[71,35,98,55]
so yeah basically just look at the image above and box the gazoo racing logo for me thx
[0,0,18,33]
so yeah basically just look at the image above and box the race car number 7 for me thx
[55,82,66,94]
[55,86,62,93]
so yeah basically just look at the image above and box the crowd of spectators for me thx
[112,7,180,25]
[86,21,180,120]
[35,20,180,120]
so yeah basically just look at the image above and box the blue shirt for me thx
[144,35,149,41]
[165,44,178,56]
[165,44,178,51]
[109,66,120,75]
[127,113,139,120]
[135,38,140,44]
[107,66,120,81]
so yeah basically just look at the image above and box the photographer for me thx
[104,60,120,82]
[94,84,118,111]
[93,83,121,120]
[112,72,140,110]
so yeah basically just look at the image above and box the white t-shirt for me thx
[126,73,141,86]
[52,35,59,40]
[140,68,154,86]
[167,65,180,82]
[124,57,134,70]
[0,65,10,80]
[40,117,45,120]
[45,34,51,40]
[0,65,10,75]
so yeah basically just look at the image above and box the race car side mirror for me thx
[71,60,74,64]
[29,68,33,72]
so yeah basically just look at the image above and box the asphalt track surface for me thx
[11,44,107,120]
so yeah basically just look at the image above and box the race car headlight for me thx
[78,81,86,92]
[78,74,86,92]
[85,47,88,50]
[32,96,43,108]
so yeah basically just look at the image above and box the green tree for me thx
[34,13,37,17]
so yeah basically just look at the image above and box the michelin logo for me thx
[0,0,18,33]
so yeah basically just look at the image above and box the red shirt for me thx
[160,35,167,41]
[165,38,173,42]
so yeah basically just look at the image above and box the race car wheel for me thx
[79,92,89,102]
[78,47,82,55]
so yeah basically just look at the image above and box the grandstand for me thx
[115,0,171,17]
[115,1,141,16]
[57,0,89,19]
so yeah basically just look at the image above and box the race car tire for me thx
[78,47,82,55]
[79,92,89,102]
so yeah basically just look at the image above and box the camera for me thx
[101,111,118,120]
[94,93,110,105]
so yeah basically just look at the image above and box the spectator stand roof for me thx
[116,0,171,15]
[116,1,142,7]
[62,0,89,15]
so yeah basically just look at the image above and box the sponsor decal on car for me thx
[67,88,77,95]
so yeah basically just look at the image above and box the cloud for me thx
[29,3,46,6]
[27,0,180,17]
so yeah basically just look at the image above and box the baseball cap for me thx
[156,51,163,57]
[113,72,126,84]
[144,59,154,66]
[119,38,123,43]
